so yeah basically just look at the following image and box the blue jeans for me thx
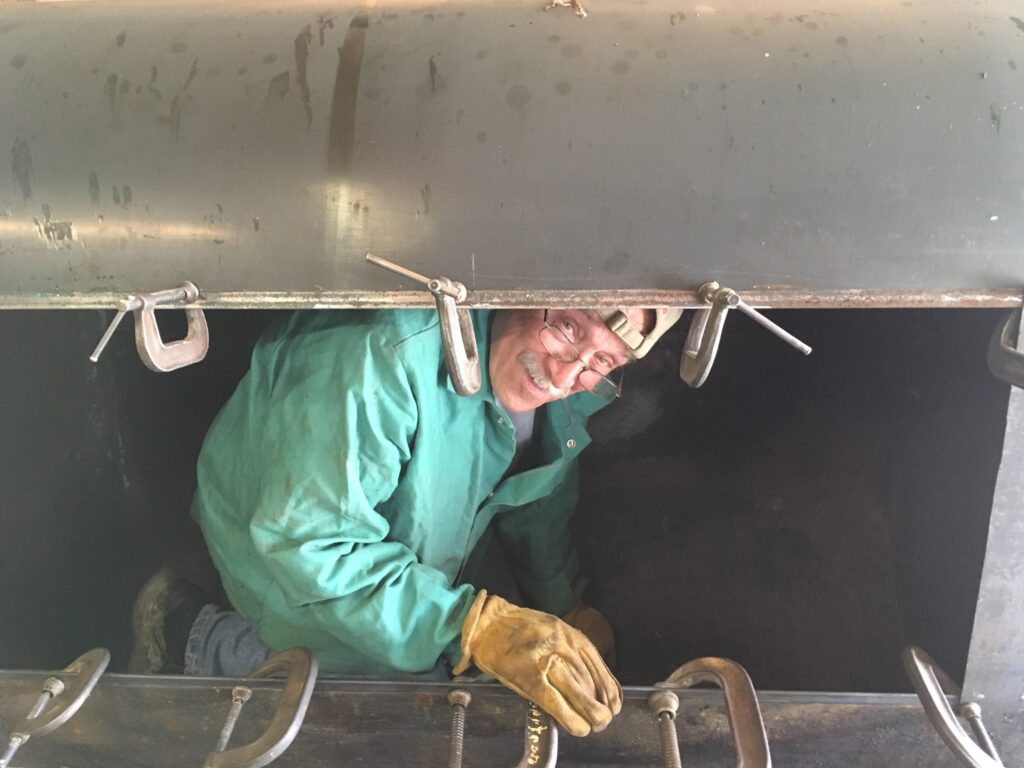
[184,605,449,680]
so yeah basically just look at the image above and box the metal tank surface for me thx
[2,0,1024,307]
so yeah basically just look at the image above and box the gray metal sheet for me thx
[963,308,1024,744]
[2,1,1024,307]
[0,673,995,767]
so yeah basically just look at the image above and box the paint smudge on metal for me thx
[112,185,122,205]
[253,217,261,232]
[670,12,686,25]
[327,15,369,176]
[105,73,119,109]
[36,204,74,247]
[429,55,438,91]
[9,54,27,69]
[421,183,431,215]
[183,57,199,91]
[170,42,187,54]
[89,171,100,204]
[262,54,278,65]
[505,84,530,110]
[295,25,313,128]
[268,70,290,99]
[122,185,133,206]
[991,104,1002,134]
[317,14,336,45]
[170,94,182,140]
[148,66,162,100]
[116,31,126,47]
[11,138,32,200]
[1011,16,1024,34]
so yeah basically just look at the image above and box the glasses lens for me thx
[580,370,620,399]
[539,324,579,363]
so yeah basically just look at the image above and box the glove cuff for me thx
[452,589,490,675]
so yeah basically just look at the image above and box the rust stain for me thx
[294,24,313,128]
[326,15,369,175]
[317,14,336,45]
[183,57,199,90]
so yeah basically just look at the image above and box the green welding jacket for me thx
[192,309,611,674]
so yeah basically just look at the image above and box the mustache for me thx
[519,351,569,398]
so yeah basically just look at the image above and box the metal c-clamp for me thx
[514,701,558,768]
[681,282,811,388]
[652,657,772,768]
[366,254,481,395]
[902,647,1003,768]
[89,281,209,372]
[203,647,319,768]
[0,648,111,768]
[987,307,1024,389]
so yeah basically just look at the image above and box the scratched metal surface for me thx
[0,673,986,767]
[1,0,1023,307]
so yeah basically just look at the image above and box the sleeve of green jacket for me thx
[495,462,586,617]
[247,324,476,672]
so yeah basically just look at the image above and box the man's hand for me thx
[453,590,622,737]
[562,604,616,668]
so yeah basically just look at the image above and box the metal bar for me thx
[0,674,980,768]
[1,290,1021,311]
[734,301,812,355]
[366,254,465,301]
[959,704,1002,765]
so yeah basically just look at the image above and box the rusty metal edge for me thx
[0,289,1020,311]
[0,670,938,706]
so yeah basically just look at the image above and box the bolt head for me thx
[231,686,253,703]
[960,702,983,718]
[447,688,472,708]
[648,690,679,718]
[42,677,66,696]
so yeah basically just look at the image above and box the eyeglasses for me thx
[538,311,623,398]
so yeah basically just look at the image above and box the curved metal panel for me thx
[2,0,1023,305]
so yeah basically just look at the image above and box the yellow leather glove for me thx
[562,604,616,668]
[453,590,622,737]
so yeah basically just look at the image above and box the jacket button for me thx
[566,439,577,449]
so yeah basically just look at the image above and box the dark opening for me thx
[0,308,1008,692]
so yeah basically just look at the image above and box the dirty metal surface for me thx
[0,673,992,767]
[962,307,1024,744]
[0,288,1022,311]
[2,1,1024,306]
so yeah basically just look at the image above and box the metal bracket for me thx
[902,647,1003,768]
[655,657,771,768]
[366,254,481,395]
[0,647,110,768]
[987,308,1024,389]
[89,282,209,372]
[681,282,812,388]
[203,647,319,768]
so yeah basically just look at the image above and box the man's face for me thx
[489,309,637,411]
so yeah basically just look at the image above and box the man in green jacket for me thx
[131,306,680,737]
